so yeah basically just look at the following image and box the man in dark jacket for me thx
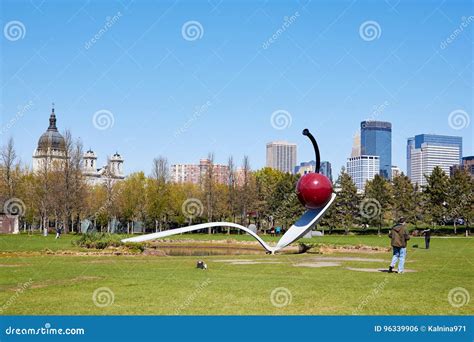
[388,217,410,274]
[422,228,431,249]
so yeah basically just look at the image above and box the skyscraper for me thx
[347,155,380,191]
[294,160,332,181]
[360,121,392,179]
[407,134,462,186]
[266,141,297,174]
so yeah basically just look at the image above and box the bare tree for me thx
[149,156,170,231]
[203,153,215,233]
[1,137,18,199]
[151,156,169,183]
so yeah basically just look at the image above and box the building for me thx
[171,158,230,184]
[351,131,361,157]
[34,107,125,184]
[32,107,67,172]
[347,155,380,191]
[391,165,402,178]
[406,137,415,178]
[266,141,297,174]
[83,150,125,185]
[171,164,200,184]
[360,121,392,179]
[450,156,474,178]
[0,212,19,234]
[295,160,332,181]
[407,134,462,186]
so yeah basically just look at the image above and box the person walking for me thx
[388,217,410,274]
[422,228,431,249]
[55,223,62,239]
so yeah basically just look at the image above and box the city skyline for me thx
[1,1,472,176]
[6,107,472,183]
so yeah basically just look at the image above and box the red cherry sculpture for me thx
[296,129,333,209]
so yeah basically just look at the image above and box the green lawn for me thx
[0,233,472,315]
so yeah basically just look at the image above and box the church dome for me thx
[37,108,66,151]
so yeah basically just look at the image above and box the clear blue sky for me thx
[1,0,472,176]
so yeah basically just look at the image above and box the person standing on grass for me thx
[55,223,62,239]
[422,228,431,249]
[388,217,410,274]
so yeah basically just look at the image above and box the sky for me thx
[1,0,472,176]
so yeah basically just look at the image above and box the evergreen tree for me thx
[364,174,392,234]
[423,166,449,226]
[391,173,416,224]
[447,169,473,233]
[333,169,359,234]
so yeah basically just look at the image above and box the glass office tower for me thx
[360,121,392,179]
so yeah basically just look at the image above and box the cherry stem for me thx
[302,128,320,173]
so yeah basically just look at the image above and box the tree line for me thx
[1,136,472,234]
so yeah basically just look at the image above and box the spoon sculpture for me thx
[122,129,336,254]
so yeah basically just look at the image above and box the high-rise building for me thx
[266,141,297,174]
[351,131,361,157]
[407,134,462,186]
[321,161,332,181]
[360,121,392,179]
[347,155,380,191]
[406,137,415,178]
[294,160,332,181]
[391,165,402,178]
[450,156,474,178]
[171,158,230,184]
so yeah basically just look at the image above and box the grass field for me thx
[0,233,472,315]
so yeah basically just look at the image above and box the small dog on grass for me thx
[196,260,208,270]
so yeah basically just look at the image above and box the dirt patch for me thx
[214,259,283,265]
[29,276,103,290]
[345,267,417,273]
[79,259,117,264]
[318,244,390,254]
[227,261,283,265]
[307,256,385,262]
[294,262,341,268]
[0,264,30,267]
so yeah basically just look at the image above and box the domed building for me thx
[32,107,67,172]
[33,106,125,184]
